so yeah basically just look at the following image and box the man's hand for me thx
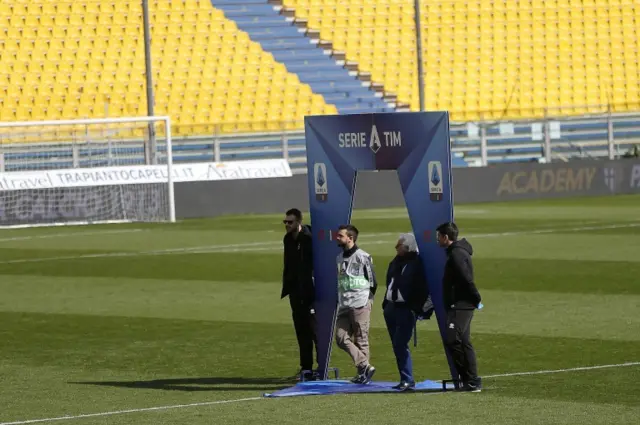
[418,297,434,320]
[417,308,434,321]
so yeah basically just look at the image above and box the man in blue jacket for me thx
[436,222,482,392]
[382,233,431,391]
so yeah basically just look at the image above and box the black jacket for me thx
[382,252,429,315]
[443,239,481,310]
[282,224,314,305]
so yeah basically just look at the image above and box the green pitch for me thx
[1,195,639,424]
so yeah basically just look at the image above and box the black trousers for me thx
[444,309,480,385]
[290,296,317,371]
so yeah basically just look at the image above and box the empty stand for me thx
[0,0,337,137]
[281,0,640,121]
[210,0,393,114]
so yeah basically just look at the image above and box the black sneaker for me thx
[392,381,415,391]
[292,369,304,381]
[362,364,376,384]
[350,364,367,384]
[456,382,482,392]
[350,374,365,384]
[296,369,314,382]
[467,381,482,392]
[468,377,482,392]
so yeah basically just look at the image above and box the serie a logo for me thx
[314,163,328,202]
[428,161,443,201]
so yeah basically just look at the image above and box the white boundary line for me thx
[483,361,640,378]
[466,222,640,238]
[1,361,638,425]
[0,397,263,425]
[0,222,638,266]
[0,229,143,243]
[0,241,284,265]
[0,219,630,247]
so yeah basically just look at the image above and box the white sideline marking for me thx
[2,361,639,425]
[0,229,143,243]
[466,222,640,238]
[483,361,640,378]
[141,221,640,256]
[192,222,640,254]
[0,397,263,425]
[0,241,284,265]
[0,222,638,265]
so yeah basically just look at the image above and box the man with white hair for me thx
[382,233,431,391]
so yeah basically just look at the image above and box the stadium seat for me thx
[0,0,337,138]
[282,0,639,120]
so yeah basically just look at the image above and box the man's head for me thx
[336,224,358,250]
[283,208,302,234]
[436,222,459,248]
[395,233,418,256]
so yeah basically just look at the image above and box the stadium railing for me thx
[0,111,639,174]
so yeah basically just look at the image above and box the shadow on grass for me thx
[69,376,294,392]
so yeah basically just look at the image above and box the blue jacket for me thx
[382,252,429,315]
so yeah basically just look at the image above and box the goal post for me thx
[0,116,175,227]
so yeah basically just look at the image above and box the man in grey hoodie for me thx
[335,224,377,384]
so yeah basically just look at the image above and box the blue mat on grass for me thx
[264,379,453,397]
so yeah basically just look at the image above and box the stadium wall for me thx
[0,159,638,225]
[176,158,640,218]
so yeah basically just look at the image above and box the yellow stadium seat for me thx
[0,0,332,137]
[282,0,637,118]
[8,0,637,139]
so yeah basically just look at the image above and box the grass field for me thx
[1,194,639,425]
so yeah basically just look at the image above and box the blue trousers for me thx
[383,302,417,383]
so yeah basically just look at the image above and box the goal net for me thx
[0,116,175,227]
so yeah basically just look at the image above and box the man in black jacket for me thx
[282,208,317,380]
[436,222,482,392]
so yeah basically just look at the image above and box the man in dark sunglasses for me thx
[281,208,317,381]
